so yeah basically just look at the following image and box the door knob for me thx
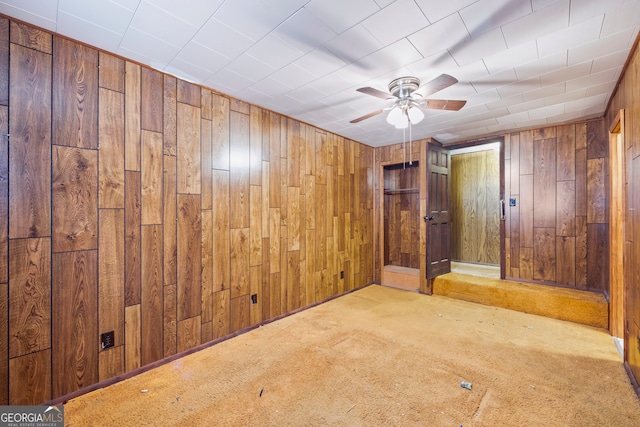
[424,215,435,221]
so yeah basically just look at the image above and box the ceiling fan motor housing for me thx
[388,76,421,99]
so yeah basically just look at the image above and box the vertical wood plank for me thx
[587,119,607,160]
[9,44,51,238]
[575,148,587,216]
[287,186,300,251]
[52,250,98,397]
[269,113,281,207]
[125,62,141,171]
[556,180,576,237]
[213,289,230,339]
[520,174,534,248]
[163,155,177,285]
[533,138,556,228]
[163,284,177,357]
[10,22,52,53]
[556,236,576,286]
[9,238,50,357]
[212,94,230,170]
[163,75,177,156]
[124,304,141,372]
[52,146,98,252]
[201,89,212,120]
[9,349,51,404]
[230,296,250,332]
[53,37,98,149]
[212,170,230,292]
[0,108,7,283]
[587,223,609,292]
[230,228,250,299]
[201,119,213,210]
[98,209,125,347]
[98,346,124,382]
[250,105,262,186]
[98,88,125,208]
[519,130,534,175]
[575,216,588,287]
[201,210,213,324]
[98,52,124,92]
[177,80,201,107]
[556,124,575,181]
[249,185,262,266]
[124,171,141,306]
[177,316,201,353]
[141,130,163,224]
[177,194,201,320]
[587,158,606,224]
[141,225,163,365]
[141,67,163,132]
[0,19,8,106]
[230,111,250,228]
[0,282,7,404]
[177,103,201,194]
[249,265,262,326]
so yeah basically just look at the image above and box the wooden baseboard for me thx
[433,272,608,329]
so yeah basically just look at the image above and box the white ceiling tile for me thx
[414,0,474,23]
[543,88,586,106]
[305,0,381,34]
[269,63,317,89]
[537,15,603,58]
[485,93,524,111]
[459,0,532,37]
[522,82,566,102]
[249,77,294,98]
[193,18,254,60]
[246,34,305,70]
[450,27,507,67]
[119,26,180,65]
[111,0,141,12]
[130,1,199,47]
[515,51,568,81]
[600,0,640,37]
[497,111,530,125]
[502,0,570,48]
[212,0,306,41]
[408,13,470,59]
[323,24,384,63]
[591,50,630,74]
[273,7,337,54]
[362,0,430,45]
[145,0,222,28]
[562,93,608,113]
[59,0,135,35]
[164,59,213,83]
[292,49,347,78]
[353,38,423,76]
[0,0,57,31]
[226,54,276,82]
[496,77,541,99]
[567,28,636,66]
[57,11,124,52]
[174,41,230,75]
[406,51,463,80]
[585,81,617,97]
[483,40,538,74]
[206,68,254,95]
[538,61,591,86]
[565,68,619,92]
[285,84,328,103]
[508,98,546,114]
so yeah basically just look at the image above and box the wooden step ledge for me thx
[433,273,608,329]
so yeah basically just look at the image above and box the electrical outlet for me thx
[509,198,517,207]
[101,331,114,350]
[251,294,258,304]
[340,270,344,279]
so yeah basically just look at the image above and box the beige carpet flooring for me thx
[65,285,640,426]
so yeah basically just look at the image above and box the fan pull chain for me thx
[409,119,413,165]
[403,125,406,169]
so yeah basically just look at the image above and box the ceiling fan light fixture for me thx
[407,107,424,124]
[386,107,404,126]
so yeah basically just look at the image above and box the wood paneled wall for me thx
[0,19,374,404]
[383,164,420,268]
[450,150,500,264]
[502,121,609,291]
[606,36,640,383]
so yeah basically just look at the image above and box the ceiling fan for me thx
[349,74,466,126]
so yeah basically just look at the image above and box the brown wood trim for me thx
[45,283,375,406]
[624,361,640,400]
[606,30,640,115]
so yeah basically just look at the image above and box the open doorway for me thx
[449,142,501,279]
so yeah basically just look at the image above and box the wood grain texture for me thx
[124,304,140,372]
[52,250,98,397]
[0,19,8,106]
[163,284,177,358]
[212,94,230,171]
[213,289,230,339]
[587,158,606,224]
[587,223,608,292]
[556,124,575,181]
[586,119,607,160]
[575,216,588,288]
[249,265,262,326]
[142,130,163,224]
[230,111,250,228]
[519,174,534,248]
[10,21,51,53]
[0,283,7,404]
[575,148,587,217]
[177,79,200,107]
[212,169,230,292]
[250,185,262,266]
[53,37,98,149]
[230,295,249,332]
[141,225,163,365]
[177,316,201,353]
[98,52,124,92]
[177,194,201,320]
[556,180,576,237]
[177,102,201,194]
[533,138,556,228]
[98,209,125,347]
[519,130,534,175]
[0,108,6,283]
[52,146,98,252]
[201,210,213,324]
[556,236,576,286]
[9,44,51,238]
[250,105,263,186]
[163,155,177,285]
[230,228,250,299]
[534,228,556,282]
[9,238,50,358]
[125,62,141,171]
[124,171,141,306]
[201,119,213,210]
[98,88,125,208]
[163,75,177,156]
[201,89,212,121]
[98,346,124,382]
[141,67,163,132]
[9,349,50,404]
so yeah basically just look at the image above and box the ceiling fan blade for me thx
[424,99,467,111]
[417,74,459,98]
[350,109,384,123]
[356,87,395,100]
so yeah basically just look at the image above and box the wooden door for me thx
[426,143,451,279]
